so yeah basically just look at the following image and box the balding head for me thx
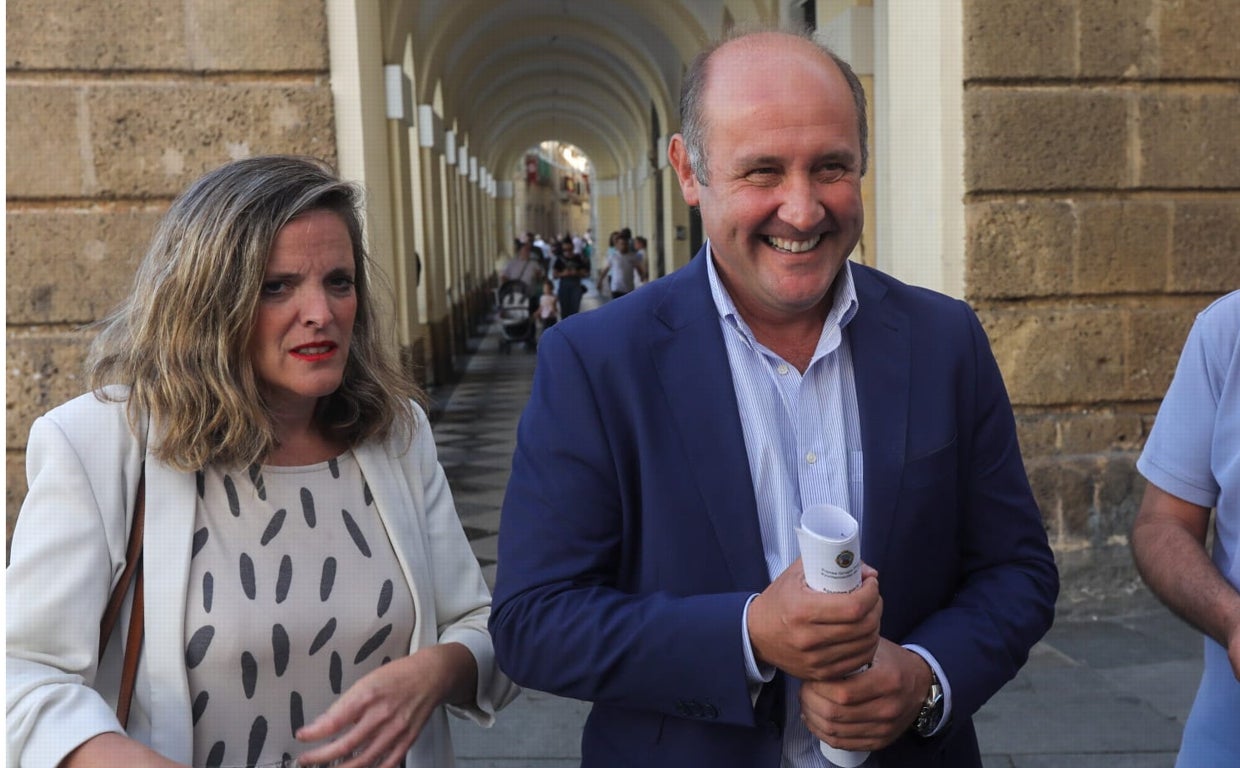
[678,29,868,185]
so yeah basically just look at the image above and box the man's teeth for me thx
[767,236,821,253]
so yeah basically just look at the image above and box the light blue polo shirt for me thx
[1138,289,1240,766]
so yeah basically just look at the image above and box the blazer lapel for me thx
[353,441,435,650]
[849,267,910,574]
[649,253,770,592]
[141,451,199,761]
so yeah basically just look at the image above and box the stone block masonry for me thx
[963,0,1240,584]
[5,0,336,550]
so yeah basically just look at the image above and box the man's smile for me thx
[765,234,823,253]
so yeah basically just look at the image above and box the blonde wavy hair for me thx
[88,155,418,470]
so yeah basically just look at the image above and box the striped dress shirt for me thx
[706,248,864,767]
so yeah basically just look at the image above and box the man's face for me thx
[671,35,864,325]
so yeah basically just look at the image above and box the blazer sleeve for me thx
[898,307,1059,722]
[404,407,518,725]
[489,326,759,726]
[6,412,133,768]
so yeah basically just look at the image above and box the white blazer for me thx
[6,390,517,767]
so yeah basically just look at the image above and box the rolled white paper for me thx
[795,503,870,768]
[796,503,862,594]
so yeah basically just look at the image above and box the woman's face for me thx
[249,209,358,419]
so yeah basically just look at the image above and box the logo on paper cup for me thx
[836,550,855,569]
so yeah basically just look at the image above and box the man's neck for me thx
[710,250,840,374]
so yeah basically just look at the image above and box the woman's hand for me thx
[294,642,479,768]
[60,732,187,768]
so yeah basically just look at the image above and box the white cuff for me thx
[903,643,952,736]
[741,594,776,706]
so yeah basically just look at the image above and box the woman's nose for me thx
[299,289,333,327]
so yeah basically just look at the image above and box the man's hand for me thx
[747,559,881,682]
[799,638,932,752]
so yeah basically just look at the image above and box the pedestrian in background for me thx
[537,278,560,337]
[553,236,590,318]
[598,229,646,300]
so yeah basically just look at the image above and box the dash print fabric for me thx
[185,452,415,768]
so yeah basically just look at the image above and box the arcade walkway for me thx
[430,317,1203,768]
[427,319,536,590]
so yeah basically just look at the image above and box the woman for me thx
[7,156,516,768]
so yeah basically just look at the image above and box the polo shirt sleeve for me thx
[1137,295,1239,508]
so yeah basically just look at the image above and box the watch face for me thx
[915,683,944,736]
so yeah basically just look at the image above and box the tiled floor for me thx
[428,320,537,591]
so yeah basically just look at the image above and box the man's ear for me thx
[667,134,701,206]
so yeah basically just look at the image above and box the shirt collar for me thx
[705,239,860,350]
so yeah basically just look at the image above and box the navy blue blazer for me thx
[491,248,1058,767]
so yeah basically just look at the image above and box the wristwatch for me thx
[913,667,944,737]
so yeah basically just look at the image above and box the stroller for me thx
[495,279,536,352]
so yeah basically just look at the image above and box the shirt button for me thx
[777,364,789,375]
[806,452,817,464]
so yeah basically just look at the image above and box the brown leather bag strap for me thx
[116,556,144,728]
[98,468,145,728]
[99,472,145,657]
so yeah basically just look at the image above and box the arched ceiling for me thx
[381,0,782,180]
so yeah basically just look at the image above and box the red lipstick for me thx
[290,342,337,362]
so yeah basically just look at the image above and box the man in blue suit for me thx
[490,29,1058,768]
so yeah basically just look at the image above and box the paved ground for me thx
[430,319,1204,768]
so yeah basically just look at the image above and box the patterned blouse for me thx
[184,451,415,767]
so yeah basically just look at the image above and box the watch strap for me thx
[913,667,944,737]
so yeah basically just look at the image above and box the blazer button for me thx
[703,703,719,719]
[674,700,689,717]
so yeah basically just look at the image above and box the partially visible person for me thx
[598,228,646,300]
[500,237,545,316]
[7,155,516,768]
[1132,289,1240,767]
[531,232,553,269]
[536,278,561,339]
[581,232,594,265]
[553,237,590,318]
[491,29,1056,768]
[501,237,544,294]
[632,235,650,284]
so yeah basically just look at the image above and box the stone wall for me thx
[964,0,1240,586]
[7,0,1239,581]
[6,0,336,544]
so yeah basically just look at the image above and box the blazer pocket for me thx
[901,437,958,490]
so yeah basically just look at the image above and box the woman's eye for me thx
[260,280,287,296]
[330,276,356,292]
